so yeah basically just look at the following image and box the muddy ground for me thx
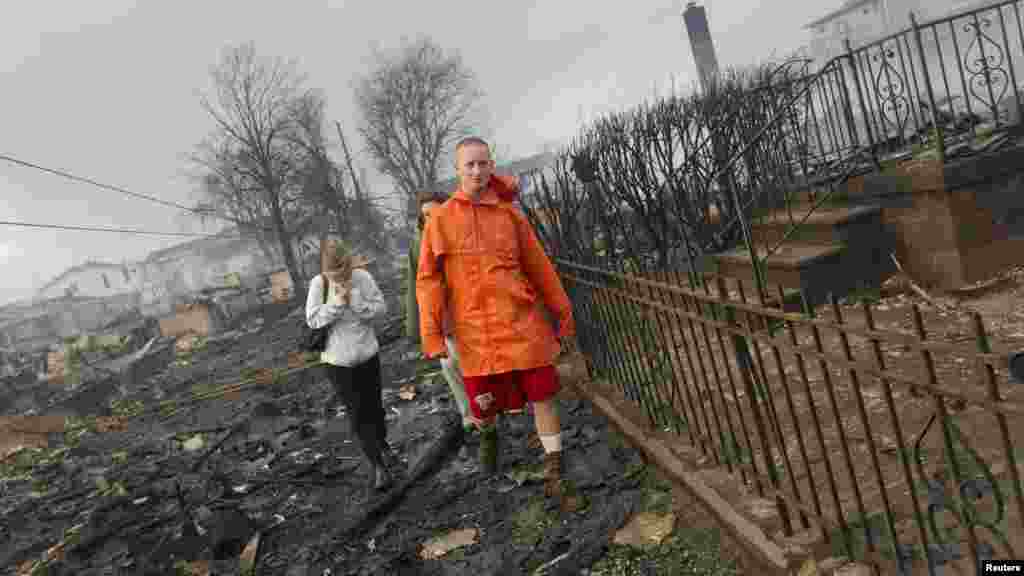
[7,263,1024,575]
[0,288,741,575]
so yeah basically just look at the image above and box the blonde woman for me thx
[306,239,396,491]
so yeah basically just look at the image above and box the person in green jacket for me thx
[408,189,473,431]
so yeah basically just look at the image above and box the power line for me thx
[0,153,202,214]
[0,220,243,239]
[0,153,278,234]
[0,152,401,226]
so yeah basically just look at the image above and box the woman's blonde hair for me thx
[320,238,354,281]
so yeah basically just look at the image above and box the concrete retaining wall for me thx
[556,358,802,575]
[846,147,1024,290]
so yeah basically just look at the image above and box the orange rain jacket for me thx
[416,174,575,377]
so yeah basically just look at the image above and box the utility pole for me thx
[683,1,721,94]
[335,121,365,201]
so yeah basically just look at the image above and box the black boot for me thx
[380,443,401,473]
[543,451,581,512]
[479,425,500,477]
[363,454,392,495]
[372,457,393,491]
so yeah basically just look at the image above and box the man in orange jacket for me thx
[417,136,577,508]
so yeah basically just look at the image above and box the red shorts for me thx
[462,365,560,422]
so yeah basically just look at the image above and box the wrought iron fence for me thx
[685,0,1024,267]
[705,0,1024,227]
[558,258,1024,574]
[519,2,1024,289]
[803,0,1024,165]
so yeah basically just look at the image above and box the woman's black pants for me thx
[327,354,389,466]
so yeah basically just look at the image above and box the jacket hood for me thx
[492,173,520,202]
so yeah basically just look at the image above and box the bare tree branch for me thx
[191,42,314,296]
[354,36,485,227]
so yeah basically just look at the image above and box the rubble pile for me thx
[0,274,733,575]
[0,308,372,575]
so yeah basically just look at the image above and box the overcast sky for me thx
[0,0,829,305]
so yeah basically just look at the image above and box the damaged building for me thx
[137,233,275,318]
[0,228,326,388]
[0,294,140,354]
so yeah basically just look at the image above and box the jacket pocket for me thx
[496,269,539,327]
[489,212,520,261]
[506,270,537,304]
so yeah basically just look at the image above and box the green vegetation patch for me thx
[590,527,739,576]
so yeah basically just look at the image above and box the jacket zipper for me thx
[472,200,494,374]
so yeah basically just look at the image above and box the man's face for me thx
[456,143,494,196]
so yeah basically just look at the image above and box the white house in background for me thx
[136,228,323,317]
[806,0,968,63]
[802,0,1023,140]
[20,230,321,339]
[1,293,141,352]
[35,261,140,302]
[137,232,275,317]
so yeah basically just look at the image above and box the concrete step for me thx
[786,165,922,206]
[713,243,844,294]
[711,241,890,309]
[751,205,883,247]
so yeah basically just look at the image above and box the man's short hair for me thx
[455,136,491,155]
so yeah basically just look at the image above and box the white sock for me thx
[539,433,562,454]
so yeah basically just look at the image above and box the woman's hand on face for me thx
[336,284,350,305]
[326,276,351,300]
